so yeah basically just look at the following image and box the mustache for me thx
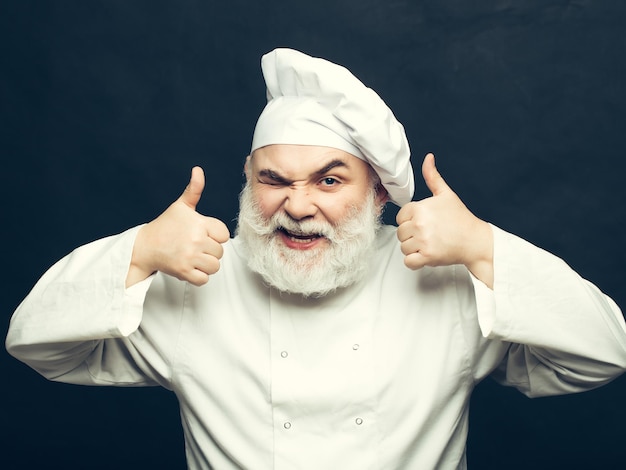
[239,191,336,240]
[271,213,333,238]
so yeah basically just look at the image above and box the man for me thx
[6,48,626,469]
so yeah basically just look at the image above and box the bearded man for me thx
[6,49,626,469]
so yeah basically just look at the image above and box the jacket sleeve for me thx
[5,226,174,388]
[471,224,626,397]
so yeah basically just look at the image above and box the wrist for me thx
[464,220,494,289]
[126,225,157,287]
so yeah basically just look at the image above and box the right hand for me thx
[126,167,231,287]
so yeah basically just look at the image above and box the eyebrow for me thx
[313,159,348,178]
[258,168,292,185]
[257,159,349,184]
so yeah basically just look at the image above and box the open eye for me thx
[321,177,339,187]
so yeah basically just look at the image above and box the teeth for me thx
[282,229,320,243]
[290,236,315,243]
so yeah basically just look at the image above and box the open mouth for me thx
[278,227,325,245]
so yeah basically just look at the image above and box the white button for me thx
[355,418,363,425]
[280,351,288,358]
[352,344,360,350]
[284,422,292,429]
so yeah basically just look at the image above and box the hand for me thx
[127,167,231,287]
[396,154,494,287]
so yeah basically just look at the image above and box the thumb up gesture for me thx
[127,167,231,287]
[396,154,494,287]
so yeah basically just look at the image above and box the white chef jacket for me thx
[6,224,626,469]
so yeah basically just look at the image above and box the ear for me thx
[374,184,389,214]
[244,155,252,181]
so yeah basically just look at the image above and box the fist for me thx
[396,154,493,284]
[129,167,230,287]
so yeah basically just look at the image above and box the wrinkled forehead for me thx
[249,144,380,185]
[250,144,366,171]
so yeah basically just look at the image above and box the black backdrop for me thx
[2,1,625,468]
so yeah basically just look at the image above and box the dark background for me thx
[2,1,625,468]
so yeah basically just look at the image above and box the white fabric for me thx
[6,225,626,469]
[251,48,415,206]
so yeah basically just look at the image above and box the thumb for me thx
[422,153,450,196]
[180,166,205,209]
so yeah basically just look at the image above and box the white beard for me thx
[236,182,382,297]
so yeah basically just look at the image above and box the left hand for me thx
[396,153,494,288]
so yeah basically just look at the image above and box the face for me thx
[236,144,387,297]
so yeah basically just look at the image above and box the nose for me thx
[283,187,318,220]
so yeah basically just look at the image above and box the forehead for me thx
[250,144,371,178]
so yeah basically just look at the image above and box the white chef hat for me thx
[250,48,414,206]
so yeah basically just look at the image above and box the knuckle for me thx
[403,257,419,270]
[208,259,221,274]
[213,243,224,259]
[190,273,210,286]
